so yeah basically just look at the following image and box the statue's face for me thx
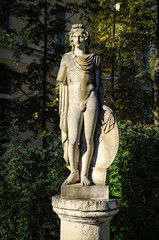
[72,29,85,49]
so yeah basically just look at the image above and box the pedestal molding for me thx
[52,195,119,212]
[53,206,118,224]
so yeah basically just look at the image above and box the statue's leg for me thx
[81,95,98,186]
[63,102,83,185]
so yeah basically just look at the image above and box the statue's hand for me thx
[102,105,113,113]
[102,105,108,111]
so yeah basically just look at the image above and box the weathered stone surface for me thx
[90,120,119,185]
[52,196,119,240]
[61,183,109,200]
[57,23,119,186]
[52,195,119,212]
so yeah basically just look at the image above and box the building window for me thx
[56,11,66,46]
[0,98,11,120]
[0,64,14,121]
[0,74,11,94]
[0,0,10,28]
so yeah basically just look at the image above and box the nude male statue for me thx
[57,24,104,186]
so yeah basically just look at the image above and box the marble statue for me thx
[57,24,119,186]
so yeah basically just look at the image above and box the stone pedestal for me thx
[61,184,109,200]
[52,195,119,240]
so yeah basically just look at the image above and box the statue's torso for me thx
[63,52,97,103]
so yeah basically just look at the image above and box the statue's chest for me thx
[66,57,94,84]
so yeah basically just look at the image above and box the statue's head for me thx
[69,24,90,52]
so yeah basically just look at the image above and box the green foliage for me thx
[109,122,159,240]
[0,0,81,138]
[82,0,156,123]
[1,121,159,239]
[0,120,68,239]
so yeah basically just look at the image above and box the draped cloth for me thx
[59,85,69,166]
[73,53,100,72]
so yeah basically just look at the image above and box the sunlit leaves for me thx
[83,0,155,122]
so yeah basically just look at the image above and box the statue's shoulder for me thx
[64,51,72,56]
[62,51,73,59]
[61,52,73,64]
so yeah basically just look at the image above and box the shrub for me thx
[110,122,159,240]
[0,121,68,240]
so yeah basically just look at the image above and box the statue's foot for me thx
[81,176,91,186]
[63,171,79,185]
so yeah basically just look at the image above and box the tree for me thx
[0,120,69,239]
[154,1,159,126]
[0,0,80,147]
[82,0,158,123]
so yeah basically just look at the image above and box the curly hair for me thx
[69,24,90,52]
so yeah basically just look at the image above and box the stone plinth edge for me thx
[61,184,109,200]
[52,195,119,221]
[52,195,119,212]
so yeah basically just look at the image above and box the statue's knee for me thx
[69,139,78,149]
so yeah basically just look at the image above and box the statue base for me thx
[61,183,109,200]
[52,195,119,240]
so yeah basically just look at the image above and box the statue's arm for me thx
[56,55,68,120]
[57,55,67,85]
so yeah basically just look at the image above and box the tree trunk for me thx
[111,0,116,103]
[42,0,48,148]
[154,1,159,126]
